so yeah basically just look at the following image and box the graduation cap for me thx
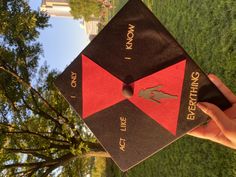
[54,0,231,171]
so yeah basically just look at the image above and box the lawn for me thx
[105,0,236,177]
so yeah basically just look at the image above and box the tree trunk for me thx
[84,151,111,158]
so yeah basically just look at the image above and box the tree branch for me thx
[4,144,71,155]
[83,151,110,158]
[0,123,66,142]
[3,152,77,176]
[41,153,77,177]
[21,95,62,128]
[2,161,56,169]
[14,167,39,177]
[25,167,40,177]
[0,122,15,128]
[1,66,81,142]
[0,109,8,121]
[2,130,70,144]
[4,148,49,153]
[1,84,20,114]
[5,148,53,161]
[86,142,105,152]
[41,164,60,177]
[28,90,63,126]
[0,66,69,124]
[49,143,71,150]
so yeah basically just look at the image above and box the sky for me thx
[29,1,90,71]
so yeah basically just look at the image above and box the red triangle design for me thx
[82,55,125,118]
[129,60,186,135]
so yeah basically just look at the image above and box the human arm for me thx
[188,74,236,150]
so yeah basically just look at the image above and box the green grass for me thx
[91,157,106,177]
[105,0,236,177]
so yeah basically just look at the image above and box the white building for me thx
[80,19,99,37]
[40,0,99,38]
[40,0,72,17]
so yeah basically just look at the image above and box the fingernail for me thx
[208,74,215,81]
[208,74,220,84]
[197,102,207,113]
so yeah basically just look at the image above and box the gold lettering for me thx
[190,86,198,93]
[189,92,197,101]
[119,138,126,152]
[187,114,195,120]
[120,117,127,132]
[191,72,200,80]
[124,57,132,60]
[188,105,196,111]
[119,116,127,152]
[189,100,196,106]
[187,72,200,120]
[126,44,132,50]
[125,24,135,50]
[128,24,135,32]
[71,71,77,88]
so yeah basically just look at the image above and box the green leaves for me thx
[0,1,104,176]
[69,0,102,21]
[70,142,89,156]
[0,0,49,44]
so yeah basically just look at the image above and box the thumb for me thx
[197,102,235,136]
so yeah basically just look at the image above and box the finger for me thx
[197,102,235,136]
[187,126,210,139]
[211,132,235,149]
[188,122,234,148]
[208,74,236,104]
[187,120,218,139]
[224,104,236,119]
